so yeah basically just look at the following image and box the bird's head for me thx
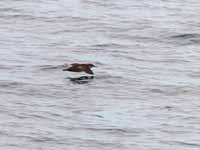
[88,64,96,68]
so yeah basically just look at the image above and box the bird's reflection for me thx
[68,76,94,84]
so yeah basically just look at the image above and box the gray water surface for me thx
[0,0,200,149]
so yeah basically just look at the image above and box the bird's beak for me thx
[63,68,68,71]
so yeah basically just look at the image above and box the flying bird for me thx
[63,63,95,75]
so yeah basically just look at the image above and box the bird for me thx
[63,63,96,75]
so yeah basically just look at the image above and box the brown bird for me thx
[63,63,95,75]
